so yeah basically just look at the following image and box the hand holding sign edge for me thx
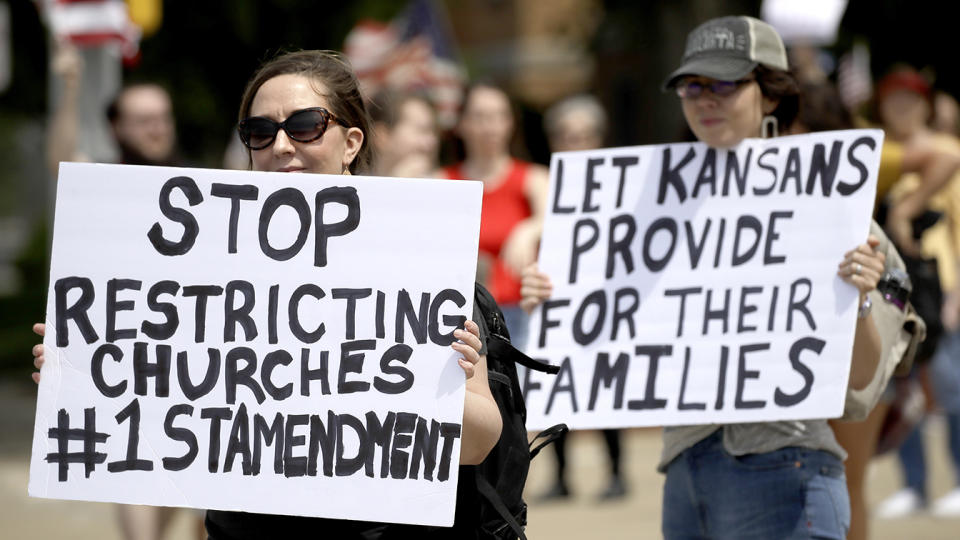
[31,323,45,384]
[458,319,502,465]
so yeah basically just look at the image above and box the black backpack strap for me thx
[475,474,528,540]
[529,424,569,459]
[487,334,560,374]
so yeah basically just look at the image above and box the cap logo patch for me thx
[687,28,746,55]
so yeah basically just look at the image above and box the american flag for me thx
[344,0,465,129]
[837,42,873,112]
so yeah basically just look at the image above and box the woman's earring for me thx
[761,115,779,139]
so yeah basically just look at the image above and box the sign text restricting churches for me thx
[29,163,482,526]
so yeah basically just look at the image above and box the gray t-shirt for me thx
[659,222,919,471]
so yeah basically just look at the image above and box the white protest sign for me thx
[524,130,883,430]
[29,163,482,527]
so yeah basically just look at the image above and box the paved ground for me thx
[2,379,957,539]
[524,425,959,539]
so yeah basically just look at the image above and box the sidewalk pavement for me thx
[3,379,957,539]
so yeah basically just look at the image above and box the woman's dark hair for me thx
[450,81,532,162]
[237,50,373,174]
[460,81,510,116]
[796,81,853,132]
[754,65,800,132]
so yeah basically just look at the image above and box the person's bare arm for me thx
[47,42,85,177]
[523,164,550,220]
[454,321,503,464]
[520,263,552,314]
[501,165,550,275]
[886,142,960,255]
[838,236,886,390]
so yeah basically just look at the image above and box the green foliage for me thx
[0,1,48,114]
[0,222,47,375]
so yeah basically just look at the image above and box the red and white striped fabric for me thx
[344,16,465,129]
[37,0,140,59]
[837,42,872,111]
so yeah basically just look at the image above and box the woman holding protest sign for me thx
[32,50,502,539]
[521,16,917,539]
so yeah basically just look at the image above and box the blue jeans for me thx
[500,303,529,351]
[663,431,850,540]
[930,330,960,486]
[897,412,960,491]
[900,331,960,490]
[898,422,927,499]
[949,414,960,486]
[931,330,960,414]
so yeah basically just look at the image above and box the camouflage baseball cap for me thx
[663,16,788,90]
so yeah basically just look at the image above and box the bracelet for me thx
[858,295,873,319]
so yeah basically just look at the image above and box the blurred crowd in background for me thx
[3,0,960,538]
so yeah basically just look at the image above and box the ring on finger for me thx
[854,263,862,275]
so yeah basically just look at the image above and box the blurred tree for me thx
[591,0,761,147]
[0,2,48,376]
[840,0,960,97]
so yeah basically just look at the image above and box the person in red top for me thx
[441,83,549,349]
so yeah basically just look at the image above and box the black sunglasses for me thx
[238,107,349,150]
[675,78,755,99]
